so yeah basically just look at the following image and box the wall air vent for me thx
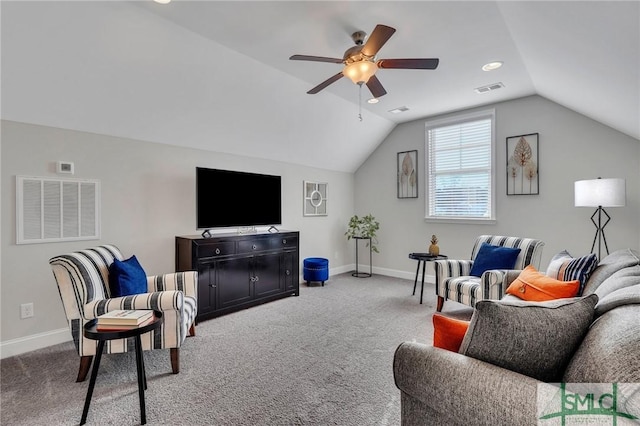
[474,82,505,94]
[16,175,101,244]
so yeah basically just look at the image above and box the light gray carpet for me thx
[1,273,471,425]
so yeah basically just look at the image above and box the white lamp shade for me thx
[574,178,626,207]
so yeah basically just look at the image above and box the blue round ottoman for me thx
[303,257,329,286]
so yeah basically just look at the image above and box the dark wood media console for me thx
[175,231,299,321]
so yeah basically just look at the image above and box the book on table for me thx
[97,309,153,326]
[97,315,155,331]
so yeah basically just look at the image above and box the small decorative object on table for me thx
[428,235,440,256]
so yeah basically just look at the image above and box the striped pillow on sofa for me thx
[546,250,598,295]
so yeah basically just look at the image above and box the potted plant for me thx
[345,214,380,253]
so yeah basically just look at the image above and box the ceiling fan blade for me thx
[361,25,396,57]
[366,75,387,98]
[290,54,343,64]
[307,72,344,94]
[377,58,440,70]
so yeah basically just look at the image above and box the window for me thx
[425,109,495,222]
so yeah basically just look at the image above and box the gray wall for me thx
[1,120,355,353]
[354,95,640,277]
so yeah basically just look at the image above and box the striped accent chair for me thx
[49,245,197,382]
[434,235,544,311]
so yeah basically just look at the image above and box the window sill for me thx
[424,217,497,225]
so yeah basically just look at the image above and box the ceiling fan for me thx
[289,24,439,98]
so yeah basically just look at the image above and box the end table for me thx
[80,311,163,425]
[409,253,448,304]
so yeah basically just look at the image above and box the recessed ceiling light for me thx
[388,106,409,114]
[367,98,379,104]
[482,61,503,71]
[154,0,171,4]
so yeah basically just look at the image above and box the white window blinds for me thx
[425,110,495,221]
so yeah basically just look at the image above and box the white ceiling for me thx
[2,1,638,173]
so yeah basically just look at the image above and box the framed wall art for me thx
[303,181,328,216]
[506,133,539,195]
[397,150,418,198]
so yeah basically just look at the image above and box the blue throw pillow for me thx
[469,243,521,277]
[108,255,148,297]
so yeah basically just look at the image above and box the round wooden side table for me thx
[80,311,163,425]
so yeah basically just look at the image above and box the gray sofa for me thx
[394,248,640,425]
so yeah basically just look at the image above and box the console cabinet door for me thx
[253,252,283,298]
[218,257,253,309]
[197,261,217,316]
[282,251,296,293]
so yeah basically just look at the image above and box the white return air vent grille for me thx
[474,82,505,94]
[16,176,101,244]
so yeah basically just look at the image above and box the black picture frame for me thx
[506,133,539,195]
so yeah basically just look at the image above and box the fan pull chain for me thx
[358,82,363,122]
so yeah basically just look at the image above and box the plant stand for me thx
[352,236,372,278]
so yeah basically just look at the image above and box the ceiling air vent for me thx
[474,82,504,94]
[388,106,410,114]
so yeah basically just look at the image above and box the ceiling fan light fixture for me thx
[343,61,378,84]
[482,61,503,71]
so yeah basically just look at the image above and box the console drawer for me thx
[238,238,271,253]
[196,241,235,258]
[272,236,298,249]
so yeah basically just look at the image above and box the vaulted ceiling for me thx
[2,1,638,173]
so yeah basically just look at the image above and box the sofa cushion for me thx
[582,249,640,295]
[563,304,640,383]
[506,265,580,301]
[459,294,598,382]
[469,243,521,277]
[593,265,640,316]
[546,250,598,295]
[109,255,148,297]
[432,314,470,352]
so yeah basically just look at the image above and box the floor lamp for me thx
[574,178,626,260]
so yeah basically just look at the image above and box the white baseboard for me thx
[330,264,434,284]
[0,328,70,359]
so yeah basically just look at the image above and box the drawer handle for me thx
[286,270,291,276]
[215,248,221,255]
[252,244,257,250]
[208,284,217,288]
[282,239,287,245]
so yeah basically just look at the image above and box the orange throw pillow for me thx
[506,265,580,302]
[433,314,470,352]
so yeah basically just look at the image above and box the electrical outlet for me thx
[20,303,34,319]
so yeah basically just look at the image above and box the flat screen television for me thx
[196,167,282,230]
